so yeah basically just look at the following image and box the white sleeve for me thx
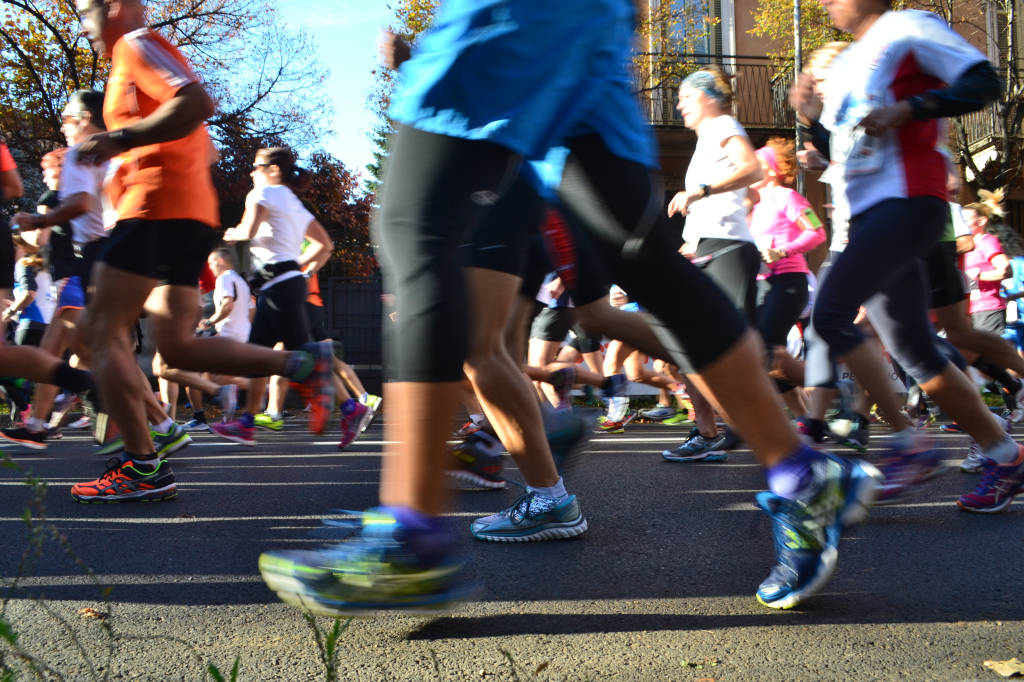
[709,116,749,147]
[950,203,971,238]
[906,11,989,84]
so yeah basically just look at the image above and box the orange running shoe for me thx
[71,457,176,503]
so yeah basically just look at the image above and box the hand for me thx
[1,308,15,323]
[378,30,411,70]
[221,226,241,243]
[796,147,829,172]
[609,290,629,308]
[678,242,696,259]
[76,131,127,166]
[546,276,565,299]
[198,318,214,331]
[10,212,43,230]
[789,72,822,123]
[667,190,701,218]
[857,101,913,136]
[966,268,981,281]
[761,248,786,264]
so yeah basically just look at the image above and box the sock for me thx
[283,350,315,382]
[527,476,568,502]
[891,427,917,451]
[239,412,255,428]
[359,392,368,404]
[25,416,45,432]
[469,413,485,426]
[270,412,283,420]
[52,362,94,394]
[155,417,173,433]
[121,451,158,469]
[341,398,358,415]
[766,444,820,499]
[981,434,1021,465]
[377,506,451,565]
[193,410,206,422]
[973,359,1021,401]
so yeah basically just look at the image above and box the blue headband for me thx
[681,71,728,104]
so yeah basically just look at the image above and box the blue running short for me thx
[54,276,86,312]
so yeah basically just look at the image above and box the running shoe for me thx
[0,425,48,450]
[290,341,336,435]
[259,508,468,616]
[361,394,382,426]
[596,414,629,434]
[962,414,1011,473]
[662,427,727,462]
[940,422,964,433]
[471,492,587,542]
[756,453,881,609]
[456,420,481,438]
[448,431,506,490]
[67,416,91,430]
[209,419,257,447]
[153,424,191,459]
[338,401,371,450]
[548,366,576,410]
[795,416,826,444]
[641,405,676,420]
[545,409,593,476]
[875,437,944,504]
[957,447,1024,513]
[253,412,284,431]
[661,409,690,425]
[181,418,210,432]
[605,395,630,423]
[826,412,870,452]
[711,426,743,452]
[71,457,176,504]
[94,435,125,457]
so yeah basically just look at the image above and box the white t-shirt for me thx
[247,184,314,266]
[821,10,988,218]
[58,146,108,244]
[212,269,252,341]
[683,115,754,244]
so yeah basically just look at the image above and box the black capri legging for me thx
[248,275,312,350]
[694,238,761,322]
[812,196,950,386]
[757,272,809,347]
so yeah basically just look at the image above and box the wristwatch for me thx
[700,183,712,198]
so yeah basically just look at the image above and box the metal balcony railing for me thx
[958,104,999,152]
[633,55,796,130]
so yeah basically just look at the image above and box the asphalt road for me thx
[0,415,1021,681]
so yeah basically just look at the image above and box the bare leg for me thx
[463,267,559,487]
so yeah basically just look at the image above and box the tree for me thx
[0,0,328,201]
[303,152,376,279]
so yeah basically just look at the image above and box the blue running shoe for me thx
[662,427,727,462]
[755,492,837,610]
[640,405,676,420]
[757,453,881,609]
[471,492,587,542]
[259,508,470,616]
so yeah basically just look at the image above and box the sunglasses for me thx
[252,163,270,170]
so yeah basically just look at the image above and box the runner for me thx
[258,1,879,615]
[69,0,333,503]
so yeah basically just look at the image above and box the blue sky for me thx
[278,1,395,180]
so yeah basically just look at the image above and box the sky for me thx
[278,1,395,181]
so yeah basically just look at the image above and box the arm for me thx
[205,296,235,326]
[667,135,763,217]
[299,219,333,273]
[980,253,1011,282]
[11,191,94,231]
[955,234,975,255]
[77,82,215,165]
[223,199,268,242]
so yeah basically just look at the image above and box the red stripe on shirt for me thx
[890,53,946,199]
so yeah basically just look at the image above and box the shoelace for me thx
[972,459,1004,494]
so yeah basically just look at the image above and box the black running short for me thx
[249,275,313,350]
[306,301,331,342]
[924,240,966,309]
[972,308,1007,334]
[98,219,218,287]
[530,306,573,342]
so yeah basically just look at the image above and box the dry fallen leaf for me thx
[79,608,106,620]
[985,658,1024,678]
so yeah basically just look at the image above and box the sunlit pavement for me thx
[0,417,1021,680]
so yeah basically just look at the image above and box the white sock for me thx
[26,417,45,432]
[981,434,1020,465]
[155,417,174,433]
[359,392,368,404]
[527,476,568,502]
[891,427,917,451]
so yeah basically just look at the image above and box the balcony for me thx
[634,55,796,132]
